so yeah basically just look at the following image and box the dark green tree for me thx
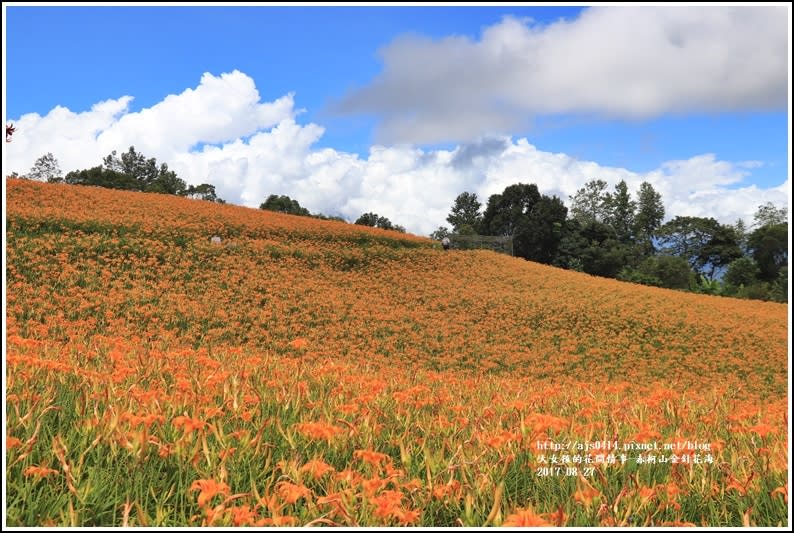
[430,226,451,240]
[604,180,636,243]
[724,257,761,289]
[698,224,743,279]
[656,216,740,279]
[446,192,482,233]
[259,195,311,216]
[481,183,540,237]
[519,194,567,264]
[103,147,159,187]
[65,166,139,190]
[102,146,186,194]
[732,218,749,254]
[185,183,222,202]
[480,183,566,263]
[557,219,631,278]
[633,182,665,254]
[618,255,695,290]
[747,223,787,282]
[569,179,611,224]
[354,212,405,232]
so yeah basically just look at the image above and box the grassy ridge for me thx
[5,179,789,526]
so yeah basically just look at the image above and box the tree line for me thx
[432,181,787,302]
[17,150,405,232]
[16,150,786,301]
[19,148,225,203]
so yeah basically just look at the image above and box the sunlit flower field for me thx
[5,179,789,526]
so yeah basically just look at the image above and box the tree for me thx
[655,216,740,279]
[481,183,540,237]
[27,153,62,182]
[618,255,695,290]
[354,212,405,232]
[103,146,186,194]
[724,257,760,289]
[698,224,743,279]
[557,219,632,278]
[604,180,636,244]
[753,202,787,228]
[733,218,749,254]
[65,166,139,190]
[259,195,311,216]
[633,182,665,254]
[747,223,787,282]
[185,183,221,202]
[429,226,451,241]
[519,194,567,264]
[446,192,482,233]
[103,147,159,187]
[481,183,566,264]
[569,179,611,224]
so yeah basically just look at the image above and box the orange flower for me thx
[354,449,391,468]
[257,515,297,526]
[277,481,312,505]
[190,479,230,508]
[503,508,551,527]
[770,484,787,503]
[289,338,308,349]
[173,415,206,435]
[296,421,342,441]
[573,486,602,507]
[230,505,257,526]
[24,465,59,478]
[638,486,655,503]
[301,459,335,480]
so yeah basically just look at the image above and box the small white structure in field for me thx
[210,235,223,245]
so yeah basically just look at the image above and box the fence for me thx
[448,234,514,256]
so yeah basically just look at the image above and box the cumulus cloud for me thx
[333,6,788,144]
[4,71,788,237]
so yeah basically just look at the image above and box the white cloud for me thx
[4,71,788,237]
[333,6,788,144]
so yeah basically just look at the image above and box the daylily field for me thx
[5,179,790,526]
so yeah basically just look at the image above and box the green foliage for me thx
[65,166,140,190]
[259,194,311,216]
[724,257,760,289]
[769,266,788,303]
[185,183,222,203]
[616,268,663,287]
[63,146,194,198]
[354,212,405,232]
[103,146,187,195]
[633,182,664,254]
[617,255,695,290]
[481,183,566,264]
[557,219,631,278]
[28,153,62,182]
[656,216,741,279]
[603,180,636,244]
[569,179,610,224]
[429,226,451,241]
[753,202,787,228]
[692,274,723,296]
[747,223,787,282]
[446,192,483,233]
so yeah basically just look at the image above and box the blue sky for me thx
[3,4,790,235]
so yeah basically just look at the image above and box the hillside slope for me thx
[7,179,787,396]
[5,179,789,526]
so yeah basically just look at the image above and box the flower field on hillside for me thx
[5,179,789,526]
